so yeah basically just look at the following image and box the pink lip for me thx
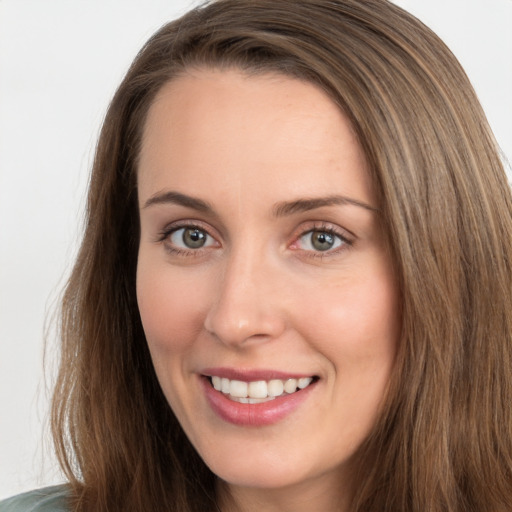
[200,372,317,427]
[201,367,314,381]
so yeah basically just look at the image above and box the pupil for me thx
[183,228,206,248]
[312,231,334,251]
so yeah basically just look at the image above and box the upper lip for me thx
[201,367,317,381]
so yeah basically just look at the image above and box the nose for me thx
[204,248,287,348]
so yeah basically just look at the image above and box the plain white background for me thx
[1,0,511,499]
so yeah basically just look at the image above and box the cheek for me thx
[301,266,399,369]
[136,260,211,354]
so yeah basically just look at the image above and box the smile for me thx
[210,376,315,403]
[201,369,319,426]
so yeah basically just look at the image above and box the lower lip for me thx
[201,377,317,426]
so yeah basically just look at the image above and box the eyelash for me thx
[156,221,217,257]
[156,221,354,258]
[290,222,353,259]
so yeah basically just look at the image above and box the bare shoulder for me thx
[0,486,70,512]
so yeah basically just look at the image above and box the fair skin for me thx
[136,68,399,512]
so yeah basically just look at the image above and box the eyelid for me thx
[154,219,354,258]
[169,227,217,249]
[288,221,355,255]
[156,219,214,240]
[156,219,221,253]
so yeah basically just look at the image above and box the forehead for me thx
[137,68,373,209]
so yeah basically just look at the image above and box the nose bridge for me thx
[204,238,285,347]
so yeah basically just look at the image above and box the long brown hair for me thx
[51,1,512,510]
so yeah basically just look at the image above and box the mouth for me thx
[206,375,319,404]
[200,368,320,426]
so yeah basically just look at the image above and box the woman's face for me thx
[137,69,399,500]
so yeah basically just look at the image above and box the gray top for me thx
[0,486,70,512]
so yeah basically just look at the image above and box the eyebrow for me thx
[143,190,378,216]
[272,195,379,217]
[143,191,214,212]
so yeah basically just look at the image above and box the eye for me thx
[168,227,216,250]
[296,229,345,252]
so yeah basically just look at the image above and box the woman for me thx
[2,0,512,511]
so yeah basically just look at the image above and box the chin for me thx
[212,462,306,490]
[200,441,346,492]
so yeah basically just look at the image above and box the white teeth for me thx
[248,380,268,398]
[298,377,313,389]
[232,396,276,404]
[267,379,284,397]
[230,380,248,398]
[209,375,315,400]
[212,376,222,391]
[284,378,298,394]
